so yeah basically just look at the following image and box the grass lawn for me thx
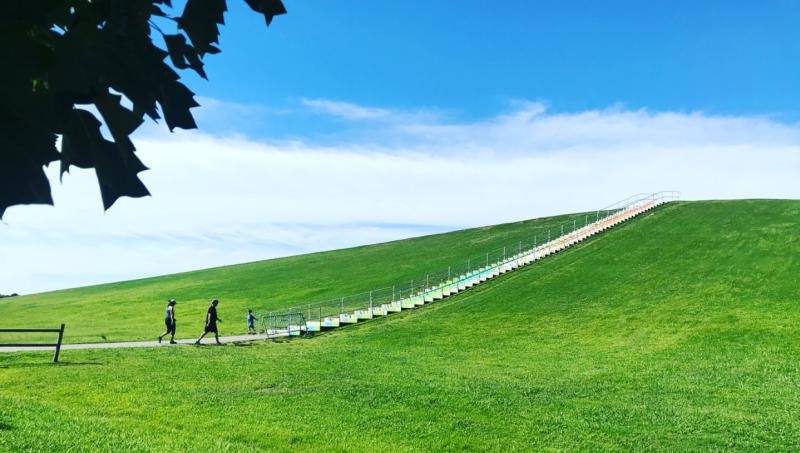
[1,200,799,451]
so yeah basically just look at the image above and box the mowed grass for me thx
[1,200,799,451]
[0,212,586,343]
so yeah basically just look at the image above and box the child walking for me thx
[247,309,258,334]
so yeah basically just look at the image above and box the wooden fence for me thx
[0,324,65,362]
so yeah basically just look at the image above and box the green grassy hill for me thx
[0,211,585,343]
[1,200,799,451]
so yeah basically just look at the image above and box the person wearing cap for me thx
[195,299,223,345]
[158,299,178,344]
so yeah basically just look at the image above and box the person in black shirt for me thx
[158,299,178,344]
[195,299,223,345]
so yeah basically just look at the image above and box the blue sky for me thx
[2,1,800,294]
[184,0,800,134]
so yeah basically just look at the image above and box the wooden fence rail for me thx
[0,324,65,362]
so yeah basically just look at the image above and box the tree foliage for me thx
[0,0,286,218]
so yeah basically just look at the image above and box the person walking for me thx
[246,309,258,334]
[195,299,223,345]
[158,299,178,344]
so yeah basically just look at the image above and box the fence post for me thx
[447,266,451,281]
[52,323,65,363]
[340,297,344,315]
[369,291,373,309]
[392,285,395,302]
[573,219,576,232]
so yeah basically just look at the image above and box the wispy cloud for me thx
[299,97,445,127]
[2,98,799,294]
[300,98,392,120]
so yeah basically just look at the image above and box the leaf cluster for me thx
[0,0,286,218]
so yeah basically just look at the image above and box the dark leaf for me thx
[94,91,146,173]
[93,145,151,211]
[105,40,170,122]
[243,0,287,25]
[150,3,170,18]
[164,34,189,69]
[158,79,200,130]
[0,129,57,218]
[0,161,54,219]
[94,92,144,144]
[60,109,150,210]
[164,33,207,79]
[178,0,227,56]
[60,109,104,173]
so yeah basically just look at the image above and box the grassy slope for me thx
[0,212,583,343]
[1,200,799,451]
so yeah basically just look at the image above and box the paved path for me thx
[0,333,283,353]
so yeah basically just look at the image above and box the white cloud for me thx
[299,97,443,125]
[1,100,799,294]
[401,102,800,152]
[301,98,391,120]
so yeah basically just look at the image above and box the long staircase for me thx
[259,191,680,338]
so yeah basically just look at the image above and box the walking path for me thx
[0,333,282,353]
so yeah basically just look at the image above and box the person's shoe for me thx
[158,336,162,344]
[194,340,201,345]
[170,340,177,345]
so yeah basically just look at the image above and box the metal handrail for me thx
[257,191,679,328]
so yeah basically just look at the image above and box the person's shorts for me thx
[204,323,218,333]
[248,322,255,329]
